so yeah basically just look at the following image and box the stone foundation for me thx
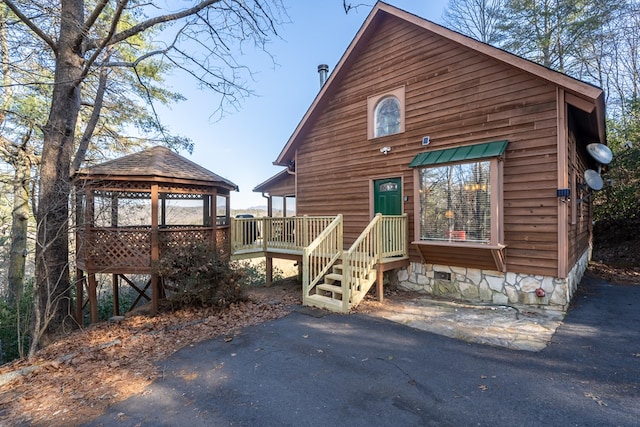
[397,248,590,311]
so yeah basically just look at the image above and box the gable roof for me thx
[253,168,295,194]
[274,1,606,166]
[75,146,238,190]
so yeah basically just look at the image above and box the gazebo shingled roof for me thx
[75,146,238,190]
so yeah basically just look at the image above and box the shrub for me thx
[154,240,245,309]
[232,259,285,287]
[0,279,33,363]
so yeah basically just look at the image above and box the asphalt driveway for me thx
[86,274,640,426]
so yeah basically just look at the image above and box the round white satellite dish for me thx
[586,143,613,165]
[584,169,604,191]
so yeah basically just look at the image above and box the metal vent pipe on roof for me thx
[318,64,329,87]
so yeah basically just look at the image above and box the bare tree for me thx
[443,0,504,44]
[2,0,285,356]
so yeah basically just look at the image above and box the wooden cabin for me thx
[73,146,237,323]
[232,1,607,313]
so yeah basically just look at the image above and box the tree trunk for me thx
[30,0,84,355]
[7,140,31,307]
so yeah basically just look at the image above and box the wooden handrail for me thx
[302,215,343,305]
[342,214,383,309]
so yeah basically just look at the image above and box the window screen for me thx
[217,195,229,225]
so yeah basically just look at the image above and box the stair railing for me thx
[342,213,383,310]
[302,214,343,306]
[381,213,409,258]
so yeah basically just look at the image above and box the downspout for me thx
[261,192,272,217]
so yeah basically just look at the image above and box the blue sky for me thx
[157,1,449,208]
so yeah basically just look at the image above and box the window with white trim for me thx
[419,160,492,243]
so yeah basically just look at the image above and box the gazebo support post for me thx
[88,273,98,323]
[112,274,120,316]
[151,184,159,316]
[75,268,84,326]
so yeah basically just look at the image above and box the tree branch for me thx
[2,0,57,54]
[80,0,110,46]
[105,0,222,47]
[79,0,128,85]
[72,53,111,175]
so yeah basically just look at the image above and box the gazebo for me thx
[73,146,238,324]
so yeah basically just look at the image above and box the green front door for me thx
[374,177,402,215]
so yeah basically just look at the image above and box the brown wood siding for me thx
[295,15,560,276]
[265,174,295,196]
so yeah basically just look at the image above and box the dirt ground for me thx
[591,217,640,285]
[0,226,638,426]
[0,280,303,427]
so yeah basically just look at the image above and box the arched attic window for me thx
[374,96,401,137]
[367,86,405,139]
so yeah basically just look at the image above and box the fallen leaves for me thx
[0,285,301,427]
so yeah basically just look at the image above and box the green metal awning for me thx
[409,140,508,167]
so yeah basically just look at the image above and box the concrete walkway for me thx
[360,294,564,351]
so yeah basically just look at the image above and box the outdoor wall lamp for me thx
[557,188,570,202]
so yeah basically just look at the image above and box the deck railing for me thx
[342,214,383,309]
[81,227,153,270]
[381,214,409,258]
[302,215,343,306]
[230,215,336,255]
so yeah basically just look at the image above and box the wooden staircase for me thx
[306,258,377,312]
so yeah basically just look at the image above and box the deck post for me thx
[303,215,309,246]
[266,256,273,287]
[262,217,268,252]
[376,267,384,302]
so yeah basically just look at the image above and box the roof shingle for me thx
[75,146,237,190]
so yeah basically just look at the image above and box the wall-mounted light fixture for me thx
[557,188,570,202]
[380,146,392,155]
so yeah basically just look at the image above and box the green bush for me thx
[0,279,33,363]
[594,98,640,222]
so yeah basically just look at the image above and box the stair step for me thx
[317,283,343,295]
[325,273,343,282]
[305,294,346,312]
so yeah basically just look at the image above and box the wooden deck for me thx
[230,214,409,312]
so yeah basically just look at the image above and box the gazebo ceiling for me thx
[74,146,238,190]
